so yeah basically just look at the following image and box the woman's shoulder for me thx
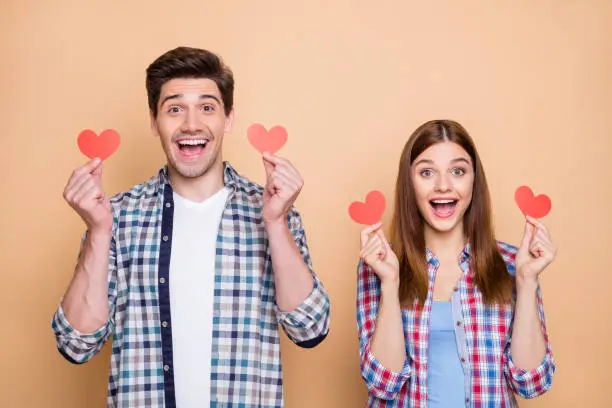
[495,240,518,276]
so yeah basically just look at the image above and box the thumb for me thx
[91,160,103,179]
[519,220,535,253]
[262,156,274,178]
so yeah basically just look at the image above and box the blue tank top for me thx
[427,301,466,407]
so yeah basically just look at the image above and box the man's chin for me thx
[174,165,207,179]
[168,157,220,180]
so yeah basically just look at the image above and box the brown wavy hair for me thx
[390,120,513,307]
[145,46,234,118]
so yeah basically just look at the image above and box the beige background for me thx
[1,1,611,407]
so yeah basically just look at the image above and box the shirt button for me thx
[164,364,170,372]
[162,321,168,328]
[456,321,462,327]
[454,287,458,291]
[461,357,466,363]
[162,235,169,242]
[159,277,166,284]
[165,202,171,208]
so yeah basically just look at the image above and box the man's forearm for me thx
[61,229,112,333]
[265,220,314,312]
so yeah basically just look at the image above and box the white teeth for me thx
[432,199,456,204]
[178,139,207,146]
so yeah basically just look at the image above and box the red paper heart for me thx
[514,185,551,218]
[349,190,386,225]
[77,129,120,161]
[247,123,287,154]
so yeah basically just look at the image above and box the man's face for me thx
[151,77,233,179]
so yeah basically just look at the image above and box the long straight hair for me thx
[390,120,513,307]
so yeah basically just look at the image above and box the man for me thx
[52,46,331,408]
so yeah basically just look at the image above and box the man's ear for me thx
[149,109,159,137]
[224,108,235,133]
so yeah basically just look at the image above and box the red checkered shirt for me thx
[357,241,555,407]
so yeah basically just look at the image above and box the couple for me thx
[51,47,556,408]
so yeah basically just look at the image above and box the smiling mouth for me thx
[176,138,209,158]
[429,199,458,218]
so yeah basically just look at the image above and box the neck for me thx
[424,222,467,261]
[167,160,225,202]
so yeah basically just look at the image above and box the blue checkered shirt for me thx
[51,162,331,407]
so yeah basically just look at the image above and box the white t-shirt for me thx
[169,187,230,408]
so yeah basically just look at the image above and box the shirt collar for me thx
[426,242,472,267]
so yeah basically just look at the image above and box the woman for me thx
[357,120,556,407]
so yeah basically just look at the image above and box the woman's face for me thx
[411,141,475,235]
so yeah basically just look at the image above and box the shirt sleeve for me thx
[498,241,556,398]
[50,230,118,364]
[357,260,411,400]
[504,283,556,398]
[274,208,330,348]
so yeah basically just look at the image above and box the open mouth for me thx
[429,199,458,218]
[176,138,209,158]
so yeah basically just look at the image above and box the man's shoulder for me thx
[231,166,264,198]
[109,170,162,213]
[229,166,267,211]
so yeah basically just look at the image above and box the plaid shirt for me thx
[357,242,555,407]
[52,162,331,408]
